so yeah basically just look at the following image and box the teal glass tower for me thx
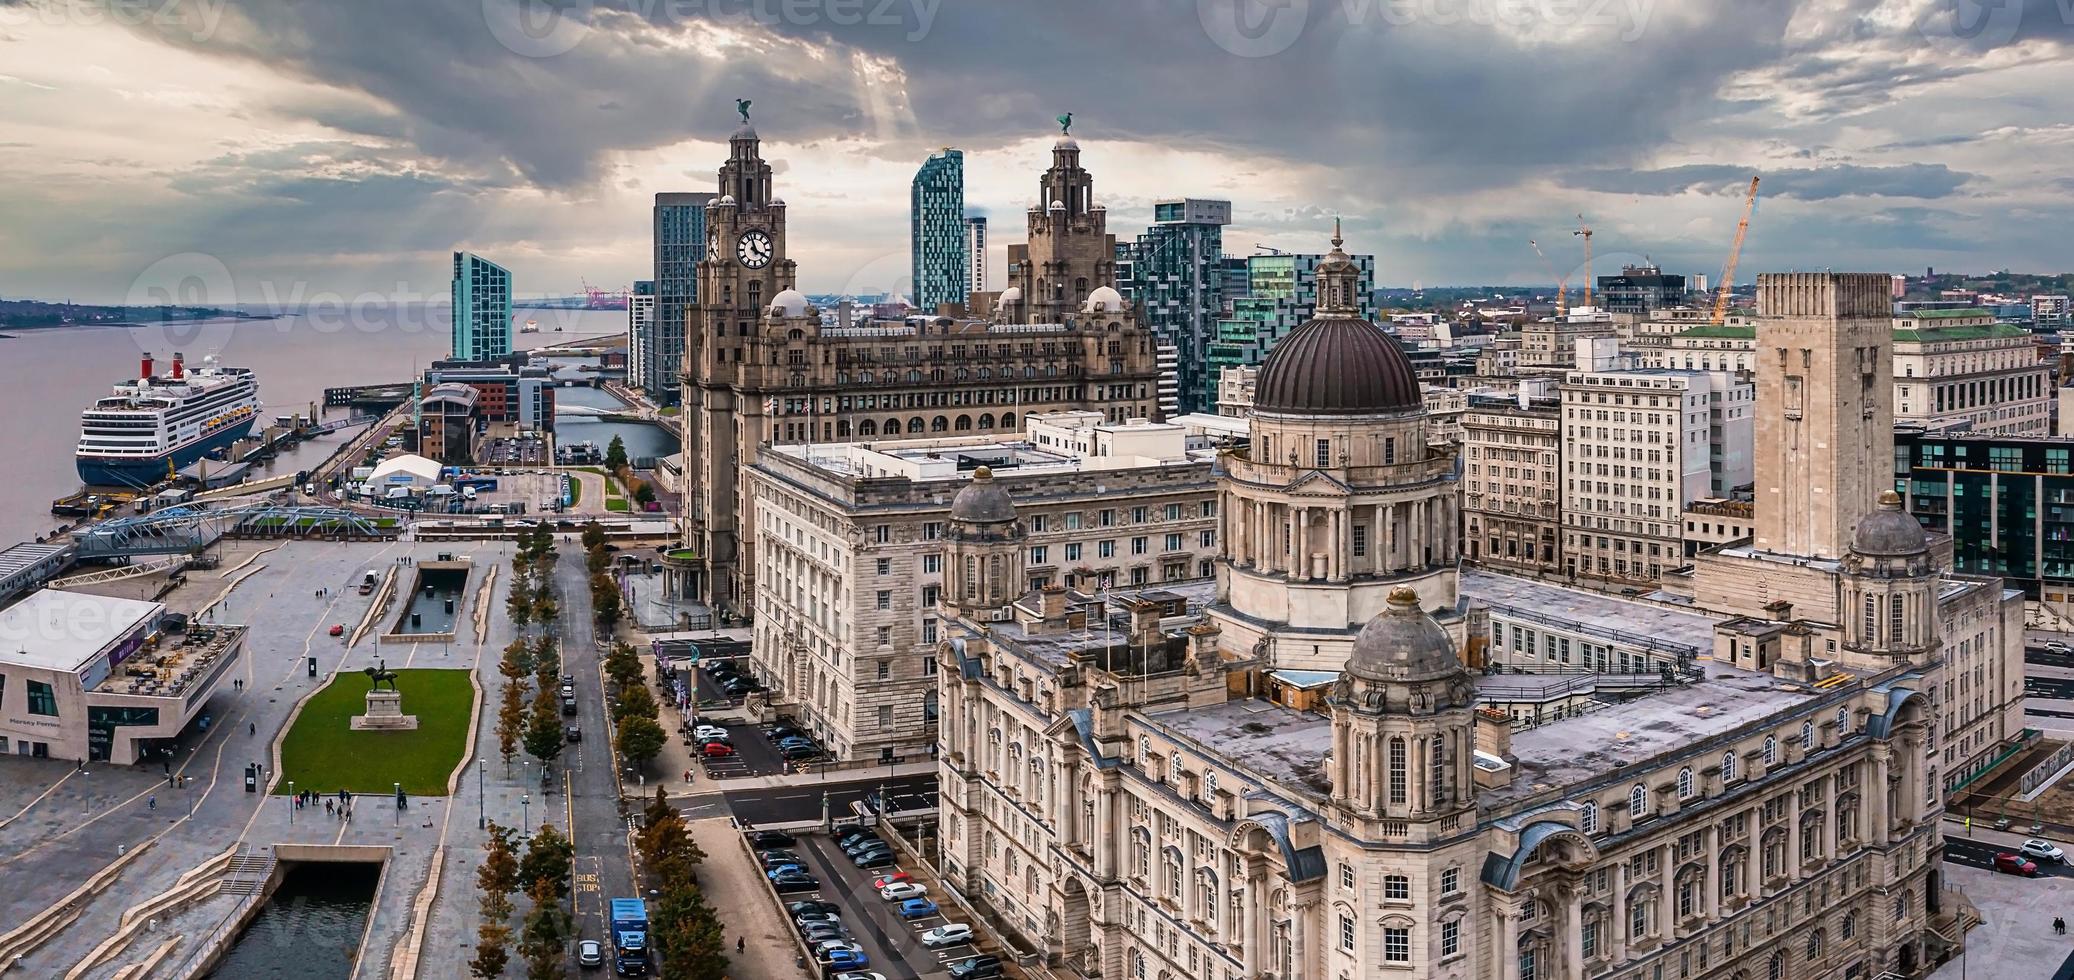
[450,251,512,360]
[911,148,967,310]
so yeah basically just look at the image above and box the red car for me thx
[1993,852,2040,877]
[328,624,345,637]
[701,742,736,758]
[872,871,913,889]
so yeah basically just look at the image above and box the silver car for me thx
[576,939,603,968]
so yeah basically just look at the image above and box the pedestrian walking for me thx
[147,796,156,810]
[736,937,744,954]
[2057,916,2067,935]
[325,800,334,816]
[249,722,256,736]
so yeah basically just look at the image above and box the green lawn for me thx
[274,668,476,796]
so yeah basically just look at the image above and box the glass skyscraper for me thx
[649,192,715,402]
[1117,198,1230,414]
[1206,250,1377,412]
[450,251,512,360]
[911,149,966,311]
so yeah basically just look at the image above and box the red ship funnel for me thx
[172,352,185,379]
[141,353,154,380]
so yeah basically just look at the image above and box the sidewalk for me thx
[685,816,802,979]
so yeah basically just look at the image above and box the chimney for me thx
[1039,584,1067,622]
[171,352,185,380]
[1129,599,1163,645]
[140,353,154,381]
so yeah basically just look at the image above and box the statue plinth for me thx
[351,689,419,731]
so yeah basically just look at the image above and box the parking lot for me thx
[756,825,1001,979]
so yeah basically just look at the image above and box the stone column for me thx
[1871,746,1892,846]
[1564,886,1584,980]
[1499,910,1521,980]
[1704,824,1721,919]
[1744,823,1761,897]
[1243,870,1263,974]
[1288,506,1305,581]
[1787,806,1802,880]
[1824,776,1838,862]
[1611,864,1630,961]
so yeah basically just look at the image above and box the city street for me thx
[1944,836,2074,879]
[723,772,938,827]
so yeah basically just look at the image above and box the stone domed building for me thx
[1212,226,1461,672]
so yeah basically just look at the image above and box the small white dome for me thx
[768,289,811,318]
[731,122,758,141]
[770,197,785,207]
[1048,200,1065,210]
[998,286,1022,304]
[1054,136,1078,150]
[715,194,736,206]
[1082,285,1126,313]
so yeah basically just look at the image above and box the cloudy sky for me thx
[2,0,2071,304]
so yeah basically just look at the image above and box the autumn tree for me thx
[523,685,564,771]
[520,876,570,980]
[603,643,643,690]
[505,571,534,633]
[617,715,666,771]
[496,680,526,773]
[611,682,657,724]
[652,886,728,980]
[469,922,512,979]
[518,823,575,900]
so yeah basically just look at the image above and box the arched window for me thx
[860,370,874,383]
[908,418,925,434]
[1002,412,1016,429]
[1842,912,1856,939]
[858,419,877,436]
[1893,891,1909,921]
[954,415,972,431]
[1767,951,1785,980]
[1802,720,1815,750]
[1805,929,1824,960]
[1629,784,1648,818]
[978,413,995,429]
[1677,767,1694,799]
[884,417,901,435]
[1863,595,1876,639]
[931,416,949,432]
[1723,751,1738,782]
[1763,736,1777,767]
[1836,706,1850,735]
[908,369,924,383]
[1579,801,1597,834]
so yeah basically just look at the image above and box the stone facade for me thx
[1462,392,1562,576]
[679,123,1162,614]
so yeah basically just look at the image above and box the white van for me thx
[462,486,478,501]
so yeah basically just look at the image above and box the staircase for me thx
[221,850,275,896]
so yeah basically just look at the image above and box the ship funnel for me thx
[172,352,185,380]
[141,353,154,381]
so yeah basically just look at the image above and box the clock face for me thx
[737,229,773,269]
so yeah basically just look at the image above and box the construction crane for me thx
[1572,215,1594,308]
[1528,239,1568,315]
[1710,176,1761,325]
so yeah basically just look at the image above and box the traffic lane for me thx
[725,774,938,826]
[2027,647,2074,670]
[1944,837,2074,877]
[2024,676,2074,700]
[791,831,951,979]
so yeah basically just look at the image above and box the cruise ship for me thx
[76,353,260,487]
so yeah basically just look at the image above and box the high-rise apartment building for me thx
[625,279,654,392]
[1462,390,1563,574]
[965,215,988,296]
[679,122,1161,615]
[649,192,716,401]
[1206,250,1376,410]
[449,251,512,360]
[1117,198,1230,414]
[1560,366,1752,584]
[911,148,967,311]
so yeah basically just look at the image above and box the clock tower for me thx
[681,107,796,611]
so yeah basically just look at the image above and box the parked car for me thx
[565,725,581,743]
[879,881,926,901]
[871,872,913,889]
[920,924,975,948]
[898,898,940,919]
[767,724,802,739]
[702,742,737,758]
[819,949,869,971]
[842,837,886,856]
[772,874,820,893]
[794,911,842,928]
[561,697,578,716]
[755,831,800,849]
[1994,852,2041,877]
[759,851,803,868]
[766,864,807,879]
[814,940,864,957]
[787,899,838,915]
[694,725,730,741]
[947,954,1003,979]
[832,973,889,980]
[780,744,822,761]
[801,923,846,944]
[328,624,345,637]
[560,682,576,699]
[577,939,603,968]
[2020,839,2066,864]
[854,851,896,869]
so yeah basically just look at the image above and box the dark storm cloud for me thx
[1561,163,1974,200]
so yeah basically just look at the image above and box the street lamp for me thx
[521,794,531,834]
[394,782,402,826]
[288,780,295,825]
[478,759,487,829]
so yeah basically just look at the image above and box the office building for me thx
[680,121,1161,615]
[1206,250,1376,410]
[1560,366,1752,584]
[1118,199,1231,414]
[1891,308,2049,436]
[648,192,716,400]
[1214,365,1256,417]
[966,215,988,296]
[1463,389,1563,575]
[2033,294,2070,329]
[0,590,245,763]
[1519,306,1617,370]
[1896,429,2074,602]
[743,413,1220,761]
[1595,263,1687,314]
[1644,321,1757,375]
[626,279,655,391]
[937,275,1968,979]
[449,251,512,360]
[912,149,968,311]
[425,355,556,433]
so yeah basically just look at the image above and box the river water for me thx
[203,861,380,979]
[0,305,676,545]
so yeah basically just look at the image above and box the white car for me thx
[814,940,865,957]
[879,882,926,901]
[920,924,974,948]
[2020,838,2066,864]
[694,725,729,741]
[832,973,888,980]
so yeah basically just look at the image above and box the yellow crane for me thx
[1573,216,1594,307]
[1529,239,1568,316]
[1711,176,1761,325]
